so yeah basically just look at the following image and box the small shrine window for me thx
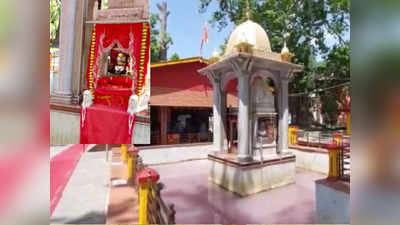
[96,44,135,90]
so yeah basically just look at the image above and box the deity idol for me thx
[114,52,127,75]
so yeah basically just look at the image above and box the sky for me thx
[150,0,234,59]
[150,0,350,61]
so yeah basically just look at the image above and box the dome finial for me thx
[281,33,294,62]
[246,0,251,20]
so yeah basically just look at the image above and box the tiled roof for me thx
[150,87,238,108]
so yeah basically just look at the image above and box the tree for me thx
[150,13,161,62]
[50,0,61,48]
[199,0,350,92]
[199,0,350,127]
[169,53,180,61]
[151,6,174,63]
[157,1,172,61]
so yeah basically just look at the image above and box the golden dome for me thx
[225,20,272,58]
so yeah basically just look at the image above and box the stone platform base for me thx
[208,152,296,196]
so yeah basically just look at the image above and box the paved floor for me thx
[106,147,139,224]
[139,143,214,165]
[152,160,325,224]
[51,145,109,224]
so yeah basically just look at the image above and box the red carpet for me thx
[50,145,87,216]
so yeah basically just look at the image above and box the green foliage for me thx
[150,13,161,62]
[103,0,109,9]
[50,0,61,47]
[151,13,174,62]
[169,53,180,61]
[199,0,350,93]
[0,0,13,46]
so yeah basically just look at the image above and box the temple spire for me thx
[246,0,251,20]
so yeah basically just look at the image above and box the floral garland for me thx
[137,22,149,98]
[88,26,96,96]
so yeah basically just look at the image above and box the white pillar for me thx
[278,78,289,154]
[211,75,227,152]
[51,0,78,104]
[237,73,252,161]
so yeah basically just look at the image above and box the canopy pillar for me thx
[237,72,252,161]
[208,72,227,152]
[278,76,289,154]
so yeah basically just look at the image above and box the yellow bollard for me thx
[292,128,298,145]
[138,182,149,224]
[326,142,340,180]
[121,144,128,163]
[288,126,298,145]
[137,168,160,225]
[346,112,351,135]
[127,146,139,184]
[332,132,343,146]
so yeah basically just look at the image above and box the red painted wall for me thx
[151,61,238,94]
[151,62,212,92]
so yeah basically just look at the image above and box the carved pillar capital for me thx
[280,69,292,82]
[206,71,221,86]
[228,57,253,77]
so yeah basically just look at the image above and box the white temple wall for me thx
[291,149,329,174]
[51,110,81,144]
[50,110,150,145]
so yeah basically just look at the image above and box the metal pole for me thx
[106,144,109,162]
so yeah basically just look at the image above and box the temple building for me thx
[150,57,238,145]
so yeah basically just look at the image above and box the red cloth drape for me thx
[81,22,149,144]
[80,105,136,144]
[86,23,150,93]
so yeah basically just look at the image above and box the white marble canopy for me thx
[199,51,302,161]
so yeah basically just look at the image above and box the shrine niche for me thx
[86,23,149,109]
[251,77,277,151]
[80,15,150,144]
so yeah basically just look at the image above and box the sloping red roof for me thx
[150,58,238,108]
[150,87,238,108]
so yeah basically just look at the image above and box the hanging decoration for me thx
[88,26,97,95]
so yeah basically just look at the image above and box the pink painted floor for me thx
[152,160,325,224]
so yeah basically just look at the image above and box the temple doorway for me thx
[151,106,212,145]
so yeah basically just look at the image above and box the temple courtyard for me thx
[153,160,324,224]
[50,144,329,224]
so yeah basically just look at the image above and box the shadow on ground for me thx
[51,211,106,224]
